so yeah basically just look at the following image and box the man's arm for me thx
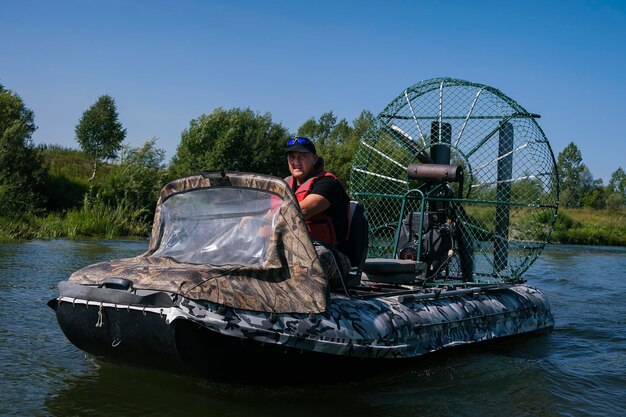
[299,194,331,219]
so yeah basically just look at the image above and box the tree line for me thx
[1,83,624,240]
[0,84,372,238]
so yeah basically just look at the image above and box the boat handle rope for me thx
[95,303,104,328]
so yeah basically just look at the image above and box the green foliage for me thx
[99,138,166,223]
[42,174,88,212]
[0,84,47,215]
[607,167,626,208]
[40,194,151,239]
[39,144,94,177]
[609,167,626,193]
[168,108,289,179]
[1,139,165,240]
[573,166,626,210]
[0,216,37,241]
[471,186,497,202]
[71,193,151,237]
[549,208,626,246]
[557,142,589,208]
[469,177,547,205]
[581,186,607,209]
[297,110,373,192]
[38,145,91,211]
[553,209,576,231]
[75,95,126,181]
[0,194,152,241]
[2,89,622,249]
[606,193,624,210]
[510,175,545,204]
[463,205,497,234]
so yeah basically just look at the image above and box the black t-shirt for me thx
[307,176,349,245]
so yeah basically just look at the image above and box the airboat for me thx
[49,78,558,378]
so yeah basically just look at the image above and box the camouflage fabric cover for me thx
[314,243,354,288]
[68,172,330,314]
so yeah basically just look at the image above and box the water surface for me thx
[0,240,624,417]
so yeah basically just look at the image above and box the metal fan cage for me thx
[351,78,559,282]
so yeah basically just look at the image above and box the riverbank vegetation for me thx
[1,83,625,245]
[551,208,626,246]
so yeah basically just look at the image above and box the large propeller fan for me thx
[351,78,559,282]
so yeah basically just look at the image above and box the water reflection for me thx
[44,336,556,417]
[45,361,382,417]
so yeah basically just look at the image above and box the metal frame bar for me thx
[361,141,408,170]
[455,87,484,147]
[474,142,530,173]
[392,189,426,258]
[404,89,428,147]
[352,168,409,185]
[472,172,553,189]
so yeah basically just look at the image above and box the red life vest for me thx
[286,171,347,246]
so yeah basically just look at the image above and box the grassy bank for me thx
[550,208,626,246]
[0,200,151,242]
[2,206,624,247]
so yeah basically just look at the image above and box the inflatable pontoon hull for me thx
[49,281,553,377]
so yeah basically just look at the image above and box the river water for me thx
[0,240,624,417]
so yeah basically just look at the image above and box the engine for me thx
[397,210,455,279]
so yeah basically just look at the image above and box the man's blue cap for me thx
[286,137,317,154]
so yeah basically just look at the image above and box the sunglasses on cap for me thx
[286,137,313,147]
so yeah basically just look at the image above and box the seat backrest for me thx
[345,201,369,269]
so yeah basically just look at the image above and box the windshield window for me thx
[152,188,282,266]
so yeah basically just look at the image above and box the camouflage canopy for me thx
[68,172,330,313]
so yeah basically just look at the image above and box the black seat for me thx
[361,258,421,284]
[344,201,368,269]
[362,258,417,273]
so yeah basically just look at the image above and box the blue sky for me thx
[1,0,624,181]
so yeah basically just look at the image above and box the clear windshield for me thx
[151,187,281,266]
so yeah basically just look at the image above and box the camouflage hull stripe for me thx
[162,283,553,358]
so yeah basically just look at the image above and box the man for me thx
[284,137,352,285]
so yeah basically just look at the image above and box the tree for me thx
[75,95,126,181]
[168,107,289,179]
[606,167,626,209]
[100,138,166,222]
[608,167,626,196]
[298,112,338,147]
[0,84,46,214]
[297,110,373,192]
[511,175,544,203]
[557,142,588,208]
[581,185,607,209]
[580,168,605,209]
